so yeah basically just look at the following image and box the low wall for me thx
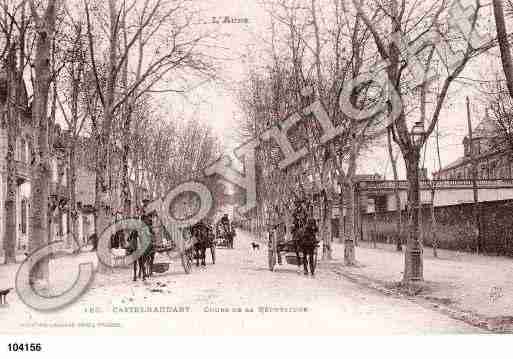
[361,200,513,255]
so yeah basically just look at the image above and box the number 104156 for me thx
[8,343,42,352]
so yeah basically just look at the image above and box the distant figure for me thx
[89,233,99,252]
[291,199,308,268]
[140,199,156,277]
[300,218,319,276]
[220,214,235,249]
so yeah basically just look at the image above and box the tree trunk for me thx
[29,0,58,285]
[121,116,132,217]
[344,177,356,266]
[338,179,344,244]
[94,164,113,273]
[372,209,377,249]
[91,0,119,273]
[403,150,423,282]
[387,128,402,251]
[4,122,17,264]
[3,45,18,264]
[68,142,79,253]
[322,191,333,260]
[493,0,513,98]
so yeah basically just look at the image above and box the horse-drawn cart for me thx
[215,223,235,249]
[150,222,196,274]
[187,223,216,266]
[267,224,319,273]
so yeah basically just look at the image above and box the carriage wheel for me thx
[181,249,192,274]
[210,245,216,264]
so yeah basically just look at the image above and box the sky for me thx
[152,0,505,181]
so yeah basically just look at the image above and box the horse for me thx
[191,222,210,266]
[126,229,155,281]
[292,218,319,275]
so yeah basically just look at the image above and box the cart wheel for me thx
[211,245,216,264]
[181,249,192,274]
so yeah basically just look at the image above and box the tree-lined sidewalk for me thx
[330,241,513,332]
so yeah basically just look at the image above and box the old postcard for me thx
[0,0,512,347]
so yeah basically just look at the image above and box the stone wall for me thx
[361,199,513,255]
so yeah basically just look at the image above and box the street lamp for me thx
[411,121,425,147]
[406,121,426,282]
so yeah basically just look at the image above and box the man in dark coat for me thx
[220,214,235,249]
[301,218,319,276]
[291,199,308,269]
[140,199,156,276]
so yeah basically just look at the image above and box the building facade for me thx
[433,113,512,181]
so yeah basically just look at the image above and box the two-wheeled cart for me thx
[267,226,319,272]
[150,223,196,274]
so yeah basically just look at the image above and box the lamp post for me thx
[405,121,425,282]
[411,121,425,147]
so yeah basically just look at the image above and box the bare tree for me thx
[85,0,217,228]
[28,0,59,284]
[57,17,88,252]
[0,0,30,264]
[353,0,488,282]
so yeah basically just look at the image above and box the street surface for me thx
[0,231,485,335]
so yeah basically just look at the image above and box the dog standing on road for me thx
[251,242,260,250]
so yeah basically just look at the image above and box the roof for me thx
[436,156,467,173]
[436,111,500,174]
[473,110,498,139]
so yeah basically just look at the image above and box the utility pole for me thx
[466,97,481,253]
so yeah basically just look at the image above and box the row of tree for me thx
[238,0,499,283]
[0,0,221,284]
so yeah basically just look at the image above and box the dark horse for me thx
[191,221,210,266]
[126,230,155,281]
[294,218,319,276]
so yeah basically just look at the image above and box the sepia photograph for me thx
[0,0,512,354]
